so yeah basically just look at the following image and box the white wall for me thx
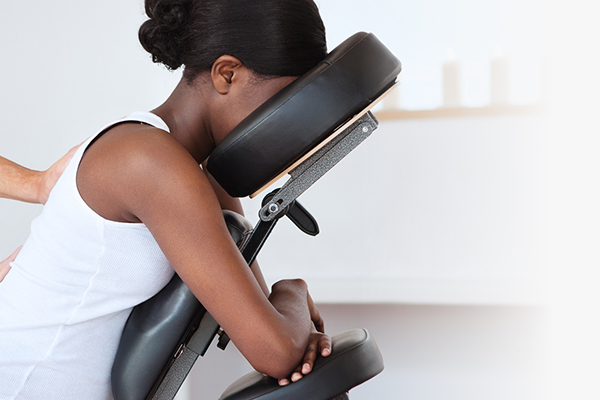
[315,0,542,109]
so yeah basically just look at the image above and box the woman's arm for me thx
[201,161,270,297]
[0,144,80,204]
[202,160,329,384]
[77,126,323,379]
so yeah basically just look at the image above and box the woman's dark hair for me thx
[139,0,327,81]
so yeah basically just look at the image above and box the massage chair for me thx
[111,31,402,400]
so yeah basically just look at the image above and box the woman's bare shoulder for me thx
[86,123,193,167]
[77,122,205,223]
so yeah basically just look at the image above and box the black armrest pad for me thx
[111,275,203,400]
[219,329,384,400]
[111,211,253,400]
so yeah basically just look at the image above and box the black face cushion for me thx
[206,32,402,198]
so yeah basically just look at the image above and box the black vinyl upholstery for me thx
[111,211,253,400]
[111,275,203,400]
[207,32,402,197]
[219,329,384,400]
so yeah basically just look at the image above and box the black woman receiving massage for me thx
[0,1,333,398]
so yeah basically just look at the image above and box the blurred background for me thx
[1,0,598,399]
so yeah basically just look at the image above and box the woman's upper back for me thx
[0,112,175,400]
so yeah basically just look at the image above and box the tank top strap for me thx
[73,111,171,168]
[123,111,170,133]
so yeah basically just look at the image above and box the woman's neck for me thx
[151,77,215,164]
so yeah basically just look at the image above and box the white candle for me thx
[443,47,461,108]
[490,52,509,105]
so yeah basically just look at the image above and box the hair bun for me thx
[139,0,192,70]
[146,0,189,28]
[139,0,327,81]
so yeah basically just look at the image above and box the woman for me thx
[0,0,331,398]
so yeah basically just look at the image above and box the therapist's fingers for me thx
[39,142,82,204]
[0,246,22,283]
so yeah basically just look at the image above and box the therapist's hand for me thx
[0,142,80,204]
[0,246,21,283]
[36,144,81,204]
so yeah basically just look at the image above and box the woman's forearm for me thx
[0,156,42,203]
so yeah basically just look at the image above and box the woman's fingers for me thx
[300,334,319,375]
[0,246,22,283]
[319,332,332,357]
[277,332,333,385]
[290,363,304,382]
[276,333,333,386]
[306,291,325,333]
[302,332,332,374]
[278,355,306,385]
[276,292,331,386]
[278,378,290,386]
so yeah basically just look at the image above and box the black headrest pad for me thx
[207,32,402,198]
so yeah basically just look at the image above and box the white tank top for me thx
[0,111,176,400]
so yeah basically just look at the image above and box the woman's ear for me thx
[211,55,245,95]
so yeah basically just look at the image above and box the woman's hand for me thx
[278,291,332,386]
[0,246,22,283]
[278,330,332,386]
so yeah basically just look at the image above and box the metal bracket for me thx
[259,111,379,222]
[186,312,221,357]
